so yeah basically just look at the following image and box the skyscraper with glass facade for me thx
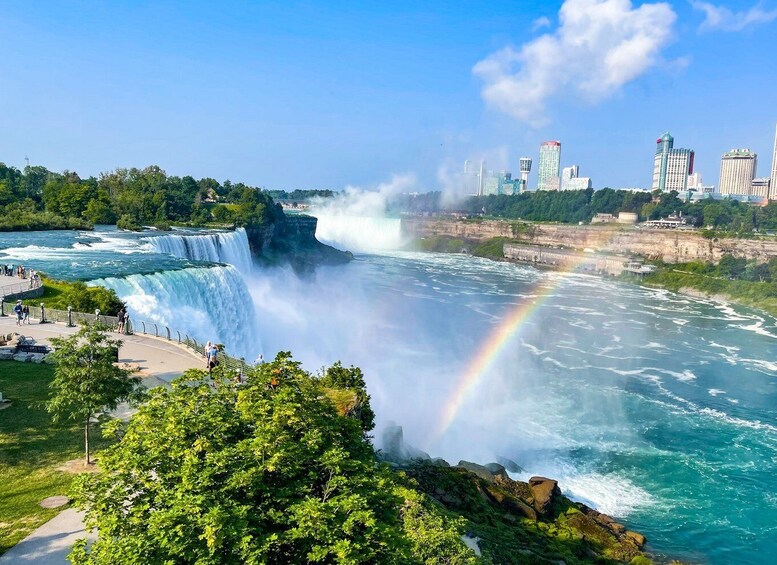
[652,132,694,192]
[537,141,561,191]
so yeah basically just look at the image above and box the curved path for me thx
[0,315,203,564]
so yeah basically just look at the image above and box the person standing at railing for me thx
[117,307,126,334]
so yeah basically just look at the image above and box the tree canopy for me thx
[69,353,476,564]
[0,162,283,231]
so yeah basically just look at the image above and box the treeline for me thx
[391,188,777,235]
[266,189,337,201]
[0,163,284,231]
[457,189,777,233]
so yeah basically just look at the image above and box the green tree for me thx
[68,354,476,564]
[46,324,143,464]
[319,362,376,435]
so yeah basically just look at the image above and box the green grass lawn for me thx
[0,361,108,554]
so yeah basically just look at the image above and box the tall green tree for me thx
[46,324,143,464]
[68,354,475,564]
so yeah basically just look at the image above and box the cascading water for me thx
[312,214,404,252]
[90,265,260,360]
[147,228,254,272]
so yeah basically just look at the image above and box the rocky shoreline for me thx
[380,425,656,564]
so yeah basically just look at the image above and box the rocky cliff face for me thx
[404,218,777,263]
[245,214,351,272]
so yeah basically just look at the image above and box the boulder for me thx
[483,483,537,520]
[12,353,30,362]
[456,461,496,483]
[528,476,561,515]
[379,425,431,464]
[496,456,525,473]
[430,457,450,467]
[483,462,509,479]
[625,531,646,547]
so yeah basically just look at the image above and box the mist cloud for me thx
[473,0,677,127]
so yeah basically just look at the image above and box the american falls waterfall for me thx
[91,265,260,360]
[147,228,254,272]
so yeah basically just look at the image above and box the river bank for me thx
[404,217,777,318]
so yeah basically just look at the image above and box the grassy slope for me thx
[0,361,108,554]
[640,269,777,318]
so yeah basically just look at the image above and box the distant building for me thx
[771,123,777,199]
[719,148,757,196]
[482,170,521,196]
[617,212,639,224]
[519,157,532,192]
[559,164,592,190]
[652,132,694,192]
[687,172,714,194]
[591,213,615,223]
[544,176,561,191]
[538,141,561,190]
[752,177,771,199]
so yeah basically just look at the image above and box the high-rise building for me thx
[537,141,561,190]
[652,132,694,192]
[719,149,757,196]
[771,123,777,200]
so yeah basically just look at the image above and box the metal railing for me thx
[0,278,42,300]
[0,302,248,376]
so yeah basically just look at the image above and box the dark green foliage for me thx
[0,161,283,231]
[116,215,143,231]
[471,237,512,260]
[68,353,475,564]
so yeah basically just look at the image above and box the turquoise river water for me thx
[1,223,776,564]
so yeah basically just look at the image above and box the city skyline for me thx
[1,1,777,191]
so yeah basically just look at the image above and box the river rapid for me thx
[2,221,777,564]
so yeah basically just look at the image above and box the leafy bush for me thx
[116,214,143,231]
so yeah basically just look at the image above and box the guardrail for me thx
[0,278,42,300]
[0,301,249,375]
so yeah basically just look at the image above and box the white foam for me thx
[557,473,656,518]
[708,389,726,397]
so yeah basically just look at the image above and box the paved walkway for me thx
[0,316,203,564]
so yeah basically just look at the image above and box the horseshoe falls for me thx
[146,227,254,273]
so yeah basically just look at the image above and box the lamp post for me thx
[67,306,73,327]
[39,302,46,324]
[95,309,100,323]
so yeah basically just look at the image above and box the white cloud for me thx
[691,1,777,32]
[473,0,677,127]
[532,16,552,31]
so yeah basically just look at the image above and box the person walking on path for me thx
[13,301,23,326]
[22,305,29,324]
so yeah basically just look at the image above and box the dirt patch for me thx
[57,459,100,474]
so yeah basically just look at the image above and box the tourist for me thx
[117,308,126,334]
[254,353,264,365]
[204,341,213,368]
[22,305,29,324]
[13,301,23,326]
[206,343,220,375]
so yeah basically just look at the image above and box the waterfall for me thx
[312,215,404,252]
[90,266,260,360]
[148,228,253,272]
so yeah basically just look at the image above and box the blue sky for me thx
[2,0,776,191]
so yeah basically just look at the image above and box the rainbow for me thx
[430,251,599,443]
